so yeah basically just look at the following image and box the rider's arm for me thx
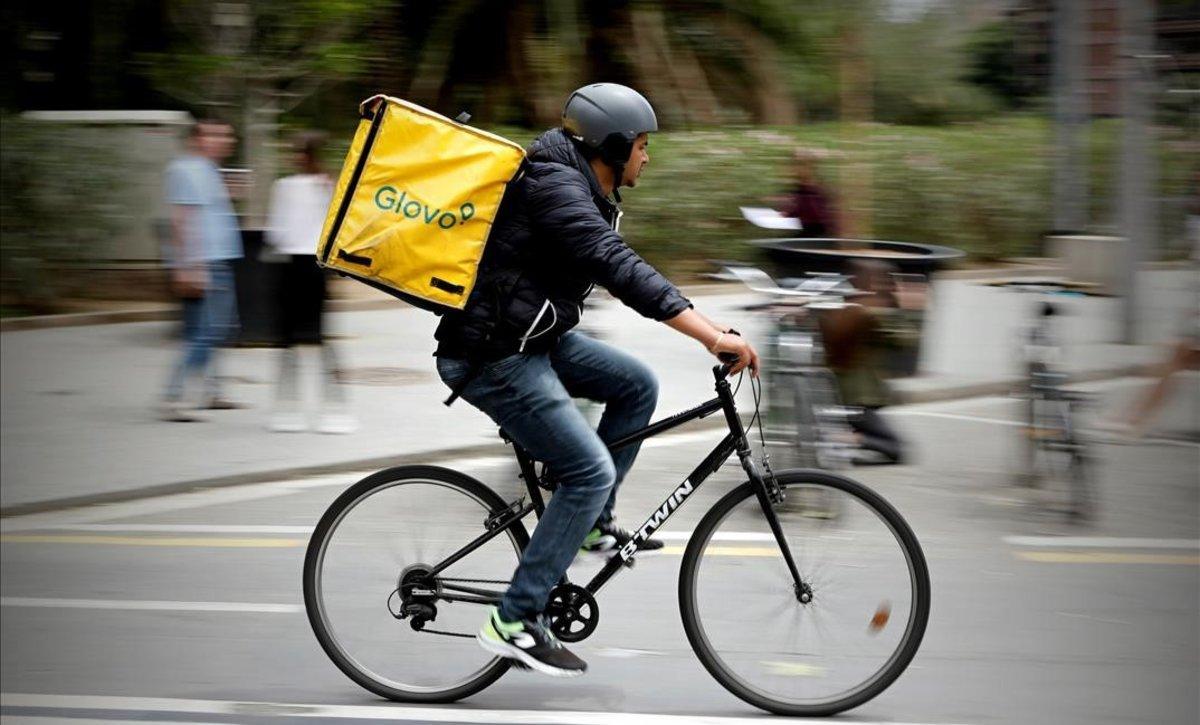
[526,171,690,321]
[691,309,733,335]
[665,308,760,376]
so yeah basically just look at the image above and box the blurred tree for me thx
[963,18,1044,108]
[364,0,851,128]
[869,6,1001,125]
[143,0,379,224]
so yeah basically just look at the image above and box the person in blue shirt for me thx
[160,119,245,421]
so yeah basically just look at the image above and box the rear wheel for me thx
[679,469,930,716]
[303,465,529,702]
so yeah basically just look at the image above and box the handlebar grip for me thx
[717,352,740,364]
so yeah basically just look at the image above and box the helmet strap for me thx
[610,160,625,203]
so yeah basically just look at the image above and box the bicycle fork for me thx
[718,368,813,606]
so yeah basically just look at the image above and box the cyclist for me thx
[434,83,759,677]
[818,261,922,464]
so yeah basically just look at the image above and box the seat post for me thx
[506,435,547,516]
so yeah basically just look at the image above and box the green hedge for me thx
[482,116,1194,279]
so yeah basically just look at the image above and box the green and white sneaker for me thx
[477,606,586,678]
[579,521,665,555]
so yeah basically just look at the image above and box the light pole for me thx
[1053,0,1087,233]
[1117,0,1157,345]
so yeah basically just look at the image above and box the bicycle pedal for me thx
[507,659,532,671]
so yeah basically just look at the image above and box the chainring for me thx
[544,583,599,643]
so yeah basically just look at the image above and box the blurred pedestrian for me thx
[1105,185,1200,439]
[819,260,925,464]
[159,119,244,422]
[781,149,840,238]
[264,131,356,434]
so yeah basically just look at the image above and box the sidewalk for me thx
[1,269,1191,515]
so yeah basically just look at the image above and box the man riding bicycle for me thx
[434,83,759,677]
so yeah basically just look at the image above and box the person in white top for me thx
[264,132,356,434]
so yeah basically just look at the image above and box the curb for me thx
[0,308,178,332]
[0,367,1149,518]
[0,441,514,518]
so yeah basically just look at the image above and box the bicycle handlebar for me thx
[714,354,739,380]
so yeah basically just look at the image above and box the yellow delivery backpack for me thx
[317,95,526,312]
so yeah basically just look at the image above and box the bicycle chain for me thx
[409,576,511,638]
[418,628,474,639]
[438,577,511,585]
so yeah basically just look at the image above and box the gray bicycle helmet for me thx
[563,83,658,172]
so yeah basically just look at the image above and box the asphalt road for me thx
[2,377,1197,725]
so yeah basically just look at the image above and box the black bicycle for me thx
[303,361,931,716]
[1006,283,1098,522]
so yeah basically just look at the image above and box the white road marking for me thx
[657,531,768,541]
[24,524,315,535]
[1054,610,1131,626]
[448,455,517,468]
[655,531,857,542]
[0,693,972,725]
[0,598,302,614]
[0,523,785,541]
[590,646,668,658]
[0,719,228,725]
[889,411,1025,427]
[0,521,853,550]
[1004,536,1199,550]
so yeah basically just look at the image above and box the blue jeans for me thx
[165,261,239,401]
[436,331,658,621]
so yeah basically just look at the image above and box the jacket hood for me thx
[526,128,606,199]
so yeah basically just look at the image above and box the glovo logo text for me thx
[374,185,475,230]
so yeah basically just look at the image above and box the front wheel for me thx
[679,469,930,716]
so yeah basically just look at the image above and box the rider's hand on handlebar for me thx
[710,330,760,377]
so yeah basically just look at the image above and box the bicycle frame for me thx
[425,363,807,606]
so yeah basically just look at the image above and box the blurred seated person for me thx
[818,261,925,464]
[781,149,839,238]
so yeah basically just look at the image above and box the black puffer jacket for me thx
[434,128,692,360]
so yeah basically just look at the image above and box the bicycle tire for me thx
[303,465,530,703]
[678,468,931,716]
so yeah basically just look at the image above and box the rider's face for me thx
[621,134,650,188]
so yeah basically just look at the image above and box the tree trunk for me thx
[241,83,279,229]
[718,17,798,126]
[838,18,872,240]
[406,0,477,110]
[505,4,540,127]
[629,7,719,127]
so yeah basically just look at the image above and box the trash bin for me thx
[231,228,283,346]
[752,238,964,378]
